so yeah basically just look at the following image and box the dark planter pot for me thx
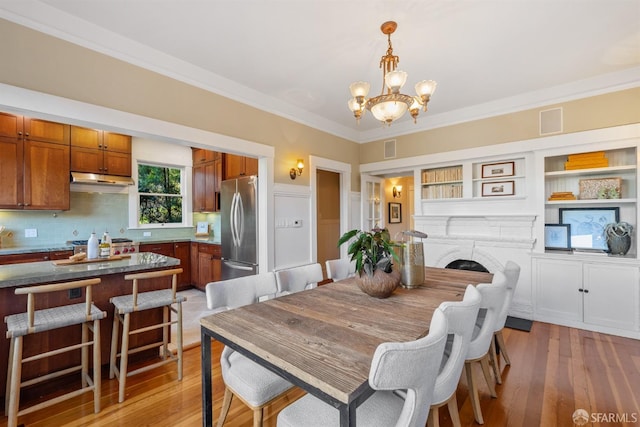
[607,234,631,255]
[355,268,401,298]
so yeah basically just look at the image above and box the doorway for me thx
[316,170,341,279]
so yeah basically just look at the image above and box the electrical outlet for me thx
[25,228,37,238]
[143,231,151,237]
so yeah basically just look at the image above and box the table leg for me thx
[201,327,213,427]
[339,402,356,426]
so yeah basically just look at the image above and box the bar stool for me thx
[109,268,184,403]
[4,278,106,427]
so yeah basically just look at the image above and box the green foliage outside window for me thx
[138,164,183,224]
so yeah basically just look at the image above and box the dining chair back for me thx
[205,272,293,427]
[490,260,521,383]
[277,309,449,427]
[5,278,106,427]
[428,284,481,427]
[464,270,507,424]
[325,258,356,281]
[275,263,323,296]
[205,272,277,313]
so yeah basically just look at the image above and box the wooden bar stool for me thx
[109,268,184,403]
[4,278,106,427]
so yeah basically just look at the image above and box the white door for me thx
[361,174,384,231]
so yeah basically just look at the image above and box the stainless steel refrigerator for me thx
[221,175,258,279]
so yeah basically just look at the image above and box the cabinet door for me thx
[24,117,70,145]
[71,147,104,173]
[103,151,131,176]
[198,251,216,286]
[534,258,583,322]
[193,148,216,165]
[0,138,23,208]
[174,241,192,289]
[244,156,258,176]
[193,163,216,212]
[583,263,639,330]
[23,140,70,210]
[214,158,222,211]
[103,132,132,153]
[71,126,102,149]
[190,242,200,288]
[0,112,23,139]
[224,153,245,179]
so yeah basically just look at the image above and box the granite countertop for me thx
[0,237,221,257]
[0,252,180,288]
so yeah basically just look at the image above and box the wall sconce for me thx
[290,159,304,180]
[393,185,403,198]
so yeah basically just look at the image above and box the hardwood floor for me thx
[1,321,638,427]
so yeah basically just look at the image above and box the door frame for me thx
[309,155,351,262]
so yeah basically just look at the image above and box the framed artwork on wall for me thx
[389,202,402,223]
[544,223,571,250]
[481,180,515,197]
[481,161,515,178]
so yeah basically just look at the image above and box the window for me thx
[137,163,184,226]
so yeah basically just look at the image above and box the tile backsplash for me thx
[0,193,219,248]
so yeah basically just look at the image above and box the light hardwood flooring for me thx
[1,321,638,427]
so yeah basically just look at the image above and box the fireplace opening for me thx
[445,259,489,273]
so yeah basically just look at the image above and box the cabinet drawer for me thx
[198,243,221,257]
[140,242,174,256]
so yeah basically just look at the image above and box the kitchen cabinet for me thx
[139,241,191,289]
[224,153,258,179]
[70,126,132,177]
[192,243,221,290]
[0,113,71,210]
[534,256,639,333]
[0,250,74,265]
[193,149,222,212]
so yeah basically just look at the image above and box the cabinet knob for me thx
[583,289,589,293]
[578,289,583,292]
[104,145,108,149]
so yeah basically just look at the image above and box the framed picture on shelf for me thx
[388,202,402,224]
[481,180,515,197]
[559,207,619,251]
[481,161,515,178]
[544,224,571,251]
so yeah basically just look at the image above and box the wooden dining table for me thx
[200,267,493,427]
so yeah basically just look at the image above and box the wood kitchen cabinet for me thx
[224,153,258,179]
[0,112,70,210]
[139,241,191,290]
[193,149,222,212]
[192,243,221,290]
[70,126,132,176]
[0,250,74,265]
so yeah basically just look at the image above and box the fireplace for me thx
[445,259,489,273]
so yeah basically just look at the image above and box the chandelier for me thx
[348,21,437,126]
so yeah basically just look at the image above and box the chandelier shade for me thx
[348,21,436,126]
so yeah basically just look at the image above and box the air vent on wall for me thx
[384,139,396,159]
[539,107,563,135]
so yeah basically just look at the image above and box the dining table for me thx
[200,266,494,427]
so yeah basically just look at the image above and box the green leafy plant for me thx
[338,228,399,278]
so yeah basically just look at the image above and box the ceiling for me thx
[1,1,639,143]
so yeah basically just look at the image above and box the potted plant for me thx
[338,228,401,298]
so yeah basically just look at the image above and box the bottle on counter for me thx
[99,231,112,258]
[87,231,99,259]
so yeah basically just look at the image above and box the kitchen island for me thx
[0,252,181,401]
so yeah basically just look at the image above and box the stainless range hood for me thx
[71,172,134,186]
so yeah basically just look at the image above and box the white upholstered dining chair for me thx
[274,263,323,296]
[325,258,356,281]
[464,271,507,425]
[277,308,449,427]
[205,273,294,427]
[489,260,521,384]
[427,285,481,427]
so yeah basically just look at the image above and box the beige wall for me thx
[1,19,638,193]
[360,87,640,165]
[0,19,360,188]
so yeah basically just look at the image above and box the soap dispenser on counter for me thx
[87,232,99,259]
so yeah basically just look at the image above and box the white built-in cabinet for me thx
[533,256,639,336]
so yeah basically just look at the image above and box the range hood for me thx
[71,172,134,186]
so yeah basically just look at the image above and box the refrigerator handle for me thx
[222,259,254,271]
[237,192,245,247]
[230,192,238,248]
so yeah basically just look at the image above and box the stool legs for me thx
[6,336,22,427]
[118,312,131,403]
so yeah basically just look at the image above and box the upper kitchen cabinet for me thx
[193,149,222,212]
[70,126,132,176]
[0,112,70,210]
[224,153,258,179]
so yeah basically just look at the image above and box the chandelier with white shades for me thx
[348,21,437,126]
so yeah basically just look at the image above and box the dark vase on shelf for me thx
[605,222,633,256]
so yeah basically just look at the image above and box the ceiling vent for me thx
[539,107,563,135]
[384,139,397,159]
